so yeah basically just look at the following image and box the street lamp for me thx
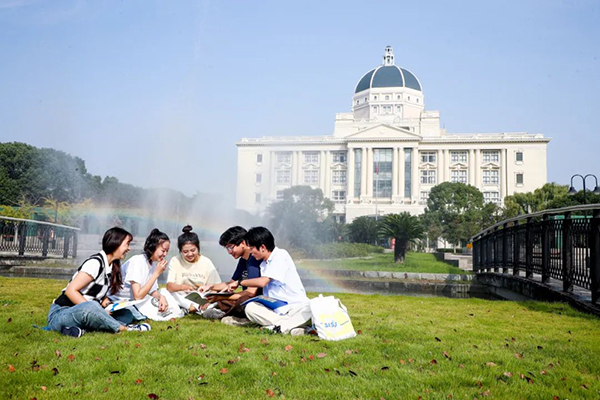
[568,174,600,204]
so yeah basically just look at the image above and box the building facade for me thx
[236,47,549,221]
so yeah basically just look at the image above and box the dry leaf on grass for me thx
[284,345,293,351]
[266,389,275,397]
[317,353,327,358]
[8,364,15,372]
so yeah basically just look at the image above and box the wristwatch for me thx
[237,278,244,287]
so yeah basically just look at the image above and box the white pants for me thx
[245,302,312,334]
[168,290,200,312]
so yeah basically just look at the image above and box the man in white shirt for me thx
[226,227,311,335]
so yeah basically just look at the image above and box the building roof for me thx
[355,65,422,93]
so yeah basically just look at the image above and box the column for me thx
[347,148,355,201]
[439,149,445,183]
[366,148,373,197]
[391,146,398,198]
[500,149,507,199]
[399,147,405,198]
[469,149,475,185]
[320,150,326,191]
[292,151,299,186]
[474,149,480,188]
[323,151,330,197]
[360,147,367,200]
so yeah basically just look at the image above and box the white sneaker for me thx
[290,327,306,336]
[203,308,226,319]
[126,323,151,332]
[221,316,253,327]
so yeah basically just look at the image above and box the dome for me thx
[354,47,422,93]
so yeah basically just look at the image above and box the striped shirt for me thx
[54,251,112,307]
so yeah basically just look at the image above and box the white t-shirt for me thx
[166,254,221,287]
[110,254,159,301]
[260,247,308,314]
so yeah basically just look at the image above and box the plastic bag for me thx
[310,294,356,341]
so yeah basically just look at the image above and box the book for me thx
[241,295,288,310]
[184,290,231,305]
[105,299,147,313]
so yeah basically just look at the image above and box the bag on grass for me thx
[310,294,356,341]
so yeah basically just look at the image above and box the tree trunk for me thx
[394,238,407,263]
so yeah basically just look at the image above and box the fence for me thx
[472,204,600,304]
[0,216,79,258]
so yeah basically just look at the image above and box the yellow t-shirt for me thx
[166,254,221,287]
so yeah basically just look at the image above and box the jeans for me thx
[111,306,146,325]
[47,301,122,333]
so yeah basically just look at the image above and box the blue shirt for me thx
[231,254,261,285]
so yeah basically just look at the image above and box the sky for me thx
[1,0,599,204]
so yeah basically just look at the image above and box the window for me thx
[256,154,263,164]
[303,170,319,184]
[373,149,392,197]
[356,100,359,105]
[332,190,346,203]
[255,173,262,184]
[276,152,291,164]
[451,170,467,184]
[404,148,412,198]
[276,170,291,184]
[420,170,436,185]
[516,173,524,185]
[416,98,419,103]
[374,96,378,100]
[303,151,319,164]
[276,190,284,201]
[420,151,436,164]
[482,151,499,163]
[382,105,392,113]
[516,151,523,162]
[451,151,467,163]
[397,95,401,100]
[385,95,390,100]
[483,170,499,185]
[332,151,347,163]
[254,193,261,204]
[372,105,378,113]
[396,105,402,114]
[419,191,429,205]
[332,170,347,184]
[408,96,411,101]
[484,191,500,204]
[354,149,362,197]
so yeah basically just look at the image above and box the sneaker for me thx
[203,308,226,319]
[221,316,253,327]
[126,323,151,332]
[60,326,85,338]
[290,327,306,336]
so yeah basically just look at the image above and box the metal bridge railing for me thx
[471,204,600,304]
[0,216,79,259]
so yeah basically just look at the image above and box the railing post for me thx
[513,222,520,276]
[541,214,550,284]
[42,226,50,257]
[17,222,26,256]
[562,211,573,293]
[72,232,78,259]
[525,217,533,279]
[63,231,70,259]
[493,227,498,272]
[502,223,508,274]
[590,209,600,304]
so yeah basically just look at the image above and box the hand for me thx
[158,296,168,312]
[182,284,196,293]
[200,303,211,311]
[155,259,168,275]
[226,281,239,293]
[198,284,212,293]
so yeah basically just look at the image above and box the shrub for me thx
[307,242,384,259]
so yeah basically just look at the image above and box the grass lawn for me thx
[298,252,468,275]
[2,277,600,399]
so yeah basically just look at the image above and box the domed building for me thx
[236,47,549,221]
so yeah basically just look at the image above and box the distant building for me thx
[236,46,549,222]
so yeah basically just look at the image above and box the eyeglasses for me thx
[225,244,236,253]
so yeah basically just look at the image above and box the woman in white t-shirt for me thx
[166,225,221,315]
[110,228,183,322]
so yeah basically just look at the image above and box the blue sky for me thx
[1,0,599,202]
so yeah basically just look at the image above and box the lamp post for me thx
[568,174,600,205]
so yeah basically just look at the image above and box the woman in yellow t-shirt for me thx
[166,225,221,316]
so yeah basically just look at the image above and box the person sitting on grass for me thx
[47,227,151,337]
[110,228,182,321]
[226,227,311,336]
[198,226,262,326]
[165,225,222,318]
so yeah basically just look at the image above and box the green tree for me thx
[267,186,334,251]
[347,216,380,245]
[379,212,425,263]
[503,183,570,218]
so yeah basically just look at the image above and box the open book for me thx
[105,298,147,313]
[241,295,288,310]
[184,290,231,305]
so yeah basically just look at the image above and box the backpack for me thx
[309,294,356,341]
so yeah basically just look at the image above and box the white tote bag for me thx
[310,294,356,341]
[136,290,185,321]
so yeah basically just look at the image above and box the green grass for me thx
[2,278,600,399]
[298,252,469,275]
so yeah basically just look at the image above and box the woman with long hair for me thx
[47,227,150,337]
[166,225,221,317]
[110,228,183,321]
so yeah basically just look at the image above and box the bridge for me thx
[472,204,600,314]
